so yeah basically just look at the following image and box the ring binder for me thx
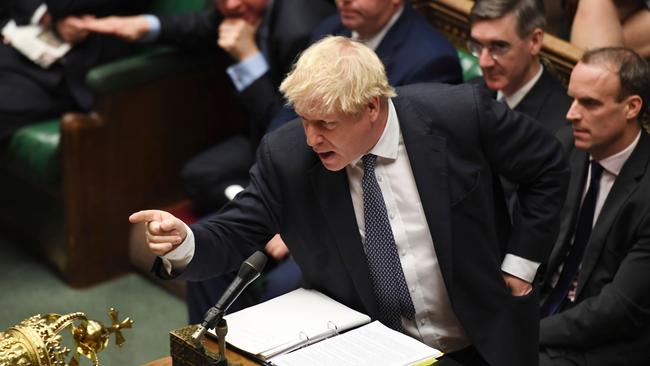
[212,288,371,361]
[326,321,339,335]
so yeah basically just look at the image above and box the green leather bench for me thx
[0,0,244,288]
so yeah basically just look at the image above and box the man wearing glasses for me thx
[468,0,571,134]
[468,0,572,216]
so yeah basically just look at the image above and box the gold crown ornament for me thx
[0,308,133,366]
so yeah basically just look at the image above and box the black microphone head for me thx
[238,251,268,282]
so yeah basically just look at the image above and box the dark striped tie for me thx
[361,154,415,331]
[541,161,603,316]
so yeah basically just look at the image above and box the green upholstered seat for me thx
[3,0,211,191]
[5,120,61,189]
[458,49,481,82]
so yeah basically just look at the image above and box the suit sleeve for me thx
[157,7,221,49]
[540,210,650,348]
[475,85,570,264]
[156,134,282,281]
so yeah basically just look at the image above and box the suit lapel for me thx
[546,151,588,277]
[308,161,379,318]
[514,68,550,121]
[577,133,650,294]
[374,7,410,84]
[393,96,454,286]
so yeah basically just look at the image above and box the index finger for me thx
[129,210,161,224]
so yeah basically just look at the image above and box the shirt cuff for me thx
[140,14,161,42]
[161,222,195,275]
[501,254,540,283]
[226,52,268,91]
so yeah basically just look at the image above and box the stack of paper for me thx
[2,20,71,68]
[208,288,442,365]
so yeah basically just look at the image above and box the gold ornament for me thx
[0,308,133,366]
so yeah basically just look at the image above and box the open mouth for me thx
[319,151,335,159]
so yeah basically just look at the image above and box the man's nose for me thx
[566,100,580,123]
[304,123,322,147]
[477,48,495,68]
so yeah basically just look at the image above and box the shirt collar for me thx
[351,5,403,51]
[350,99,400,167]
[497,63,543,109]
[593,131,641,176]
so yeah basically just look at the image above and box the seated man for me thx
[0,0,146,140]
[539,47,650,365]
[130,35,569,366]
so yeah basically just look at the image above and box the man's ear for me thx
[367,96,381,120]
[529,28,544,56]
[624,94,643,121]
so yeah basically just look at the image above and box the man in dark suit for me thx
[539,48,650,366]
[468,0,573,216]
[130,36,568,366]
[469,0,570,134]
[0,0,146,140]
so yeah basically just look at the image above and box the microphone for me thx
[191,251,268,341]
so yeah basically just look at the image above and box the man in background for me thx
[469,0,572,215]
[0,0,147,140]
[539,47,650,366]
[469,0,570,133]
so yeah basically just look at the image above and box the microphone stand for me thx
[215,318,229,366]
[189,318,234,366]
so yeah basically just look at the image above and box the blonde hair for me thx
[279,36,396,117]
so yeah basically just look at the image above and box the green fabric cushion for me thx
[5,119,61,188]
[87,47,214,94]
[458,49,482,82]
[150,0,209,15]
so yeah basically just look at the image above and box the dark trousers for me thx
[0,68,76,140]
[181,135,254,214]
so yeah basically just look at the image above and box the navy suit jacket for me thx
[540,129,650,366]
[157,83,569,366]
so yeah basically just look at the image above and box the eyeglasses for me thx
[466,39,511,61]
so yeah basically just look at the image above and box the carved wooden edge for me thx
[412,0,584,85]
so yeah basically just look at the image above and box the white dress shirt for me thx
[496,64,543,109]
[350,5,403,51]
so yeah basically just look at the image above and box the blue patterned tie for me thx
[541,161,604,316]
[361,154,415,331]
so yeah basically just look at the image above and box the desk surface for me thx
[142,336,259,366]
